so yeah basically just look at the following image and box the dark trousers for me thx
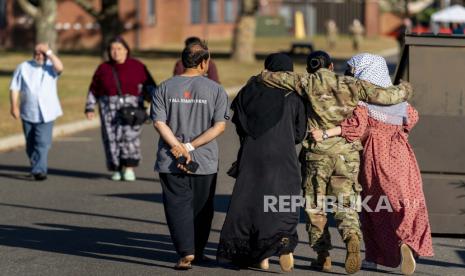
[159,173,217,258]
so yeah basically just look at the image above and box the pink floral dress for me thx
[340,103,434,267]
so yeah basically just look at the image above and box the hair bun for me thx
[310,58,321,69]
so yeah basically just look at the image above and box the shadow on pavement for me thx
[0,202,166,226]
[0,165,156,182]
[0,223,177,268]
[0,222,223,270]
[104,193,353,251]
[417,256,465,269]
[105,192,231,213]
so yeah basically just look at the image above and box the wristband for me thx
[45,49,53,57]
[184,143,195,152]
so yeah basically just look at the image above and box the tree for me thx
[18,0,57,50]
[73,0,123,56]
[231,0,259,63]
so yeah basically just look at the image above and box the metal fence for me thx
[282,0,365,35]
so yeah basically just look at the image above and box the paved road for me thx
[0,122,464,276]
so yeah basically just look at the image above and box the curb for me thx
[0,119,101,152]
[0,86,242,152]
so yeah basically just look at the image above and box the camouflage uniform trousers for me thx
[302,149,363,253]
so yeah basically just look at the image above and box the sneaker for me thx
[362,259,378,270]
[32,173,47,181]
[311,251,332,272]
[345,234,362,274]
[400,243,416,275]
[279,253,294,272]
[123,169,136,181]
[111,171,122,181]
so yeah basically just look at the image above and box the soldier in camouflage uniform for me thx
[258,51,413,274]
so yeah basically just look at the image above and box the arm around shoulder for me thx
[358,79,413,105]
[258,71,307,95]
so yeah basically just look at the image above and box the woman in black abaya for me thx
[217,53,307,271]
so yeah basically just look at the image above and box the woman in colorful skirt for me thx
[85,37,156,181]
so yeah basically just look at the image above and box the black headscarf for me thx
[232,53,294,139]
[264,53,294,72]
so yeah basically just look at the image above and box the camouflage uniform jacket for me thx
[259,68,413,154]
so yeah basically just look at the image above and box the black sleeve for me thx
[231,109,247,140]
[143,65,157,102]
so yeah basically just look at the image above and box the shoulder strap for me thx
[111,65,123,97]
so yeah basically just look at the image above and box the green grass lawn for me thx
[0,35,397,138]
[0,53,305,138]
[157,35,399,59]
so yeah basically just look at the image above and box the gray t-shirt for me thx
[151,75,229,175]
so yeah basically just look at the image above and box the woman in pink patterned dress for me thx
[311,54,433,275]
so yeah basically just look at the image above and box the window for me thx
[224,0,236,23]
[191,0,202,24]
[208,0,218,23]
[147,0,156,26]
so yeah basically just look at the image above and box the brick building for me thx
[0,0,241,50]
[0,0,383,51]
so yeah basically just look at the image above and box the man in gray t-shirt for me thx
[152,75,228,174]
[151,41,228,269]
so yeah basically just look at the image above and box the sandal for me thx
[279,253,294,272]
[174,255,194,270]
[252,258,269,270]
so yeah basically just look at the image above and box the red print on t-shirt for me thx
[183,91,192,99]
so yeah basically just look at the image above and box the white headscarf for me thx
[347,53,408,125]
[347,53,392,88]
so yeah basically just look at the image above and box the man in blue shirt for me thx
[9,43,64,181]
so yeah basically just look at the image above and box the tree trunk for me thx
[231,15,256,63]
[18,0,57,50]
[231,0,258,63]
[36,0,57,50]
[99,0,123,57]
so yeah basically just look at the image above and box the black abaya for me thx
[217,81,307,266]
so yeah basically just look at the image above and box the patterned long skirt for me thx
[88,94,143,171]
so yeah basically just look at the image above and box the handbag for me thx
[111,66,148,126]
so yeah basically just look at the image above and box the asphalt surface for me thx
[0,121,464,276]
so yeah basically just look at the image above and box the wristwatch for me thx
[322,130,329,140]
[45,49,53,57]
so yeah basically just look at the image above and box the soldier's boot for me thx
[344,234,361,274]
[310,251,331,272]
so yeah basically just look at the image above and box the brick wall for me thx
[3,0,238,50]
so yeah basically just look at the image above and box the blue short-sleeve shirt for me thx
[10,60,63,123]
